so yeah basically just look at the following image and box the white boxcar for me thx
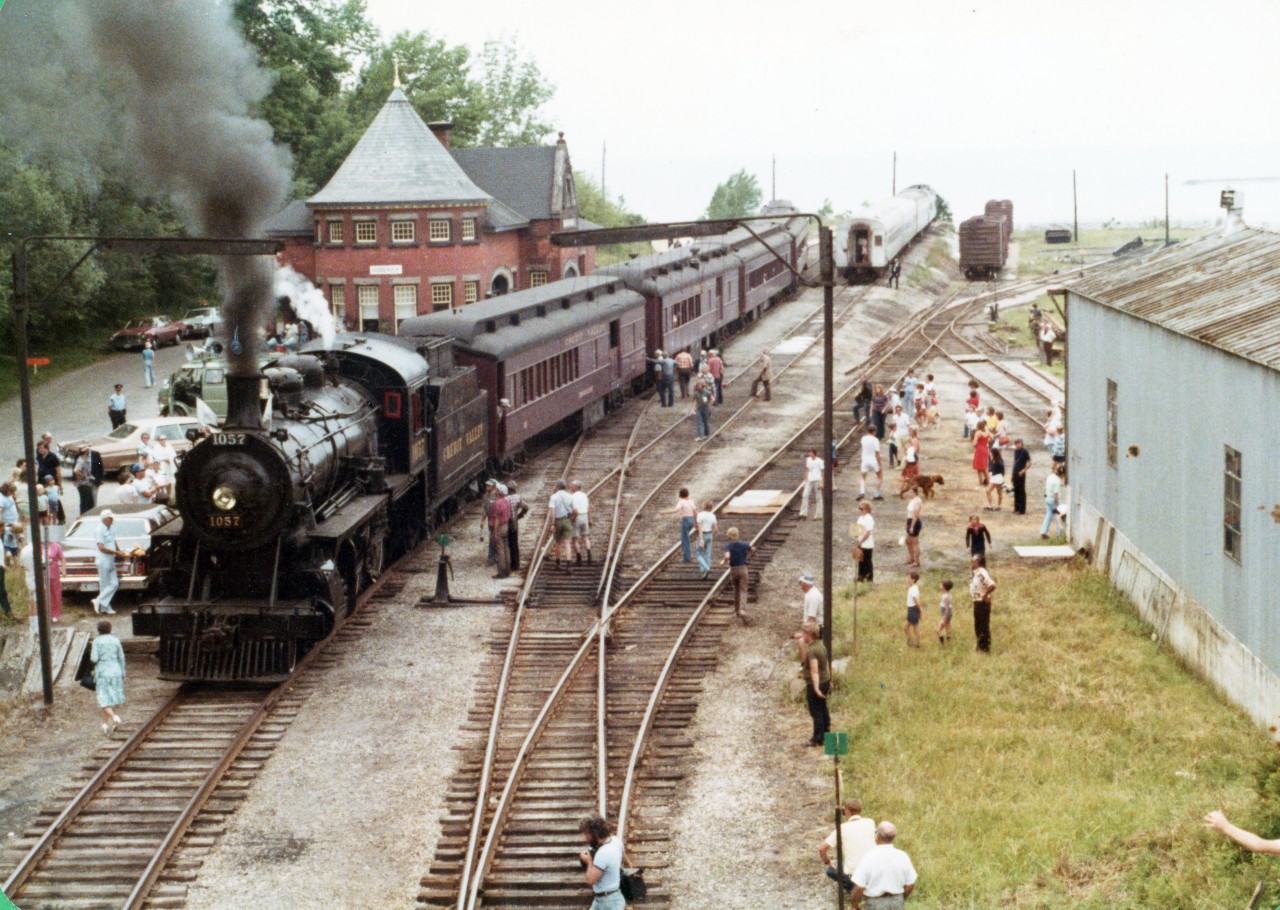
[839,185,938,282]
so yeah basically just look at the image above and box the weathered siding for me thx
[1067,293,1280,732]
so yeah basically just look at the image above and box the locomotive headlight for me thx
[211,486,238,511]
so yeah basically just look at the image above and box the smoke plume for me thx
[274,266,338,348]
[0,0,291,375]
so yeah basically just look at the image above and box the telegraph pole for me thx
[1073,169,1079,243]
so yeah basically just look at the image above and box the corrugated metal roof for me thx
[451,146,556,220]
[310,88,491,207]
[1069,228,1280,373]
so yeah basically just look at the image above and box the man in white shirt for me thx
[888,406,911,468]
[145,462,171,503]
[851,821,917,909]
[569,480,591,564]
[801,448,823,520]
[115,466,144,505]
[800,572,823,628]
[151,433,178,480]
[819,799,877,893]
[858,427,883,501]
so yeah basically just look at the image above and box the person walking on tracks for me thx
[889,258,902,289]
[693,378,714,438]
[578,814,629,910]
[858,426,884,501]
[800,571,823,630]
[674,347,694,398]
[569,480,592,564]
[661,488,698,563]
[801,448,824,520]
[489,484,512,579]
[798,620,831,746]
[694,500,717,580]
[549,480,576,572]
[970,554,997,652]
[649,350,675,407]
[707,349,724,404]
[506,481,527,571]
[107,383,128,430]
[90,619,126,734]
[750,349,773,401]
[142,340,156,388]
[720,527,756,621]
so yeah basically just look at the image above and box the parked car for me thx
[179,306,222,339]
[110,315,185,351]
[159,347,273,419]
[61,415,205,474]
[61,503,178,595]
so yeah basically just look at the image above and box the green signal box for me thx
[824,731,847,756]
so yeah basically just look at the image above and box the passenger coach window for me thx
[609,320,620,349]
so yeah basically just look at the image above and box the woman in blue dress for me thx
[91,619,126,733]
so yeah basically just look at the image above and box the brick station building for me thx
[267,85,596,334]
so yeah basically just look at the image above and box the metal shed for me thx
[1065,228,1280,733]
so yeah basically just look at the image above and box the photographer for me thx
[578,814,627,909]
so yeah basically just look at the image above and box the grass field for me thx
[1014,226,1206,278]
[0,344,105,405]
[821,559,1277,908]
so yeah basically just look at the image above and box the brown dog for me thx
[900,474,945,499]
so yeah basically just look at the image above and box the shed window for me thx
[1224,446,1242,562]
[462,218,478,241]
[429,219,452,242]
[1106,379,1118,468]
[327,220,344,244]
[355,221,377,244]
[394,285,417,331]
[391,221,416,243]
[431,282,454,311]
[464,280,479,304]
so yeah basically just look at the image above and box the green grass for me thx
[818,560,1277,909]
[1014,226,1205,278]
[0,342,106,405]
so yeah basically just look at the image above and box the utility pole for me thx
[601,140,606,201]
[820,225,834,660]
[1165,173,1170,245]
[1073,169,1079,243]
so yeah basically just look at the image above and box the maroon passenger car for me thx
[400,275,646,467]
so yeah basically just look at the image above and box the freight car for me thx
[1045,227,1072,244]
[133,334,489,681]
[400,276,647,469]
[838,186,939,283]
[959,214,1009,279]
[985,199,1014,260]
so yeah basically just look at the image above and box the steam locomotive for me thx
[134,205,812,682]
[132,334,487,681]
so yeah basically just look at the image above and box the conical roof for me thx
[309,88,491,207]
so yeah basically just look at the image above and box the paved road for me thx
[0,342,192,522]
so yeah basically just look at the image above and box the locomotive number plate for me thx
[211,433,247,446]
[209,514,242,528]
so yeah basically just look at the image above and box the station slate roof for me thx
[1069,227,1280,373]
[262,199,312,236]
[451,146,558,220]
[309,88,491,207]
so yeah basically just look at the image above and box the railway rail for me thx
[420,281,979,909]
[1,572,409,910]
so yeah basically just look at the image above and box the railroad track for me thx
[0,572,409,910]
[419,280,969,910]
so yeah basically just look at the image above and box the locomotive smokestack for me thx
[225,376,263,430]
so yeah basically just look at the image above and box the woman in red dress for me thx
[972,426,991,488]
[44,538,63,621]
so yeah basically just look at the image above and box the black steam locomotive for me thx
[132,334,487,681]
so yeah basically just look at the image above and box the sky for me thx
[364,0,1280,228]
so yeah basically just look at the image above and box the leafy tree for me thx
[703,170,762,221]
[816,198,835,221]
[473,40,554,147]
[574,172,647,265]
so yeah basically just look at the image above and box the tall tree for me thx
[704,170,762,220]
[473,40,554,147]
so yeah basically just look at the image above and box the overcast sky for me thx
[370,0,1279,227]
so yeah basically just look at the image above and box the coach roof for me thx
[399,276,644,359]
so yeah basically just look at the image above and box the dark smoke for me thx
[0,0,291,374]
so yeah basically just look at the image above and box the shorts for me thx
[861,460,879,474]
[906,606,921,625]
[574,516,590,537]
[940,606,953,621]
[989,473,1004,485]
[554,516,574,541]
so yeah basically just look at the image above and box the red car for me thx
[110,315,185,351]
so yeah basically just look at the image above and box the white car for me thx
[60,503,178,595]
[179,306,222,339]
